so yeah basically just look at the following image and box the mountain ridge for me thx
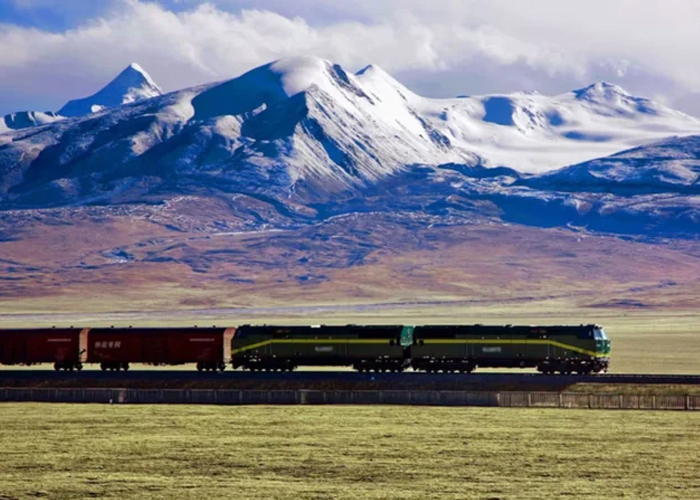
[2,56,700,211]
[2,57,700,243]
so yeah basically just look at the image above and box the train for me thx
[0,323,611,375]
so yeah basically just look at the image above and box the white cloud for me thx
[0,0,698,115]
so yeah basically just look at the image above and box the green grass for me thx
[0,404,699,499]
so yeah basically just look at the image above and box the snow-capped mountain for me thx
[58,63,163,117]
[2,56,700,211]
[522,135,700,193]
[0,111,64,133]
[444,135,700,236]
[5,58,700,310]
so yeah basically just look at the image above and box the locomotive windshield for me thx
[400,326,415,347]
[594,328,607,340]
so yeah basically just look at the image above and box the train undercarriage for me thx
[234,356,410,373]
[536,358,610,375]
[410,356,610,375]
[53,362,83,371]
[196,362,226,372]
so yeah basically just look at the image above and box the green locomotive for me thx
[230,323,610,374]
[410,324,611,374]
[230,324,414,372]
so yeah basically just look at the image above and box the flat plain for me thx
[0,403,698,500]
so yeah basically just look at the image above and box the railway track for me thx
[1,371,699,385]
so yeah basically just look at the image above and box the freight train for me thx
[0,324,611,375]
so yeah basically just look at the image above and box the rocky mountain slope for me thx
[523,135,700,193]
[0,111,64,133]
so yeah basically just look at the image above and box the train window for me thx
[400,326,414,347]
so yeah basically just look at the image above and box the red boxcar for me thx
[86,327,229,371]
[0,329,83,370]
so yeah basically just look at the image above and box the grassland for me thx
[0,404,698,500]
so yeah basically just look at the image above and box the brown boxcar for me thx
[0,329,83,370]
[86,327,229,371]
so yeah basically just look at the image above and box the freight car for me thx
[87,327,230,371]
[230,324,414,372]
[0,328,84,371]
[410,324,611,374]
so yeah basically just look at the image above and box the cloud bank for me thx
[0,0,698,115]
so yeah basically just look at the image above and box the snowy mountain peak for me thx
[355,63,409,90]
[58,63,163,117]
[191,56,372,122]
[122,63,161,93]
[569,81,666,117]
[574,81,631,101]
[356,64,390,79]
[268,56,337,97]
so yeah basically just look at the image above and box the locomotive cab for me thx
[593,326,611,371]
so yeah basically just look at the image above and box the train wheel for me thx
[123,363,130,371]
[54,363,60,371]
[196,363,203,372]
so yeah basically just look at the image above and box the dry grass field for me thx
[0,404,698,500]
[3,219,700,315]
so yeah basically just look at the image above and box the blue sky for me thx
[0,0,699,116]
[0,1,104,31]
[0,0,366,30]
